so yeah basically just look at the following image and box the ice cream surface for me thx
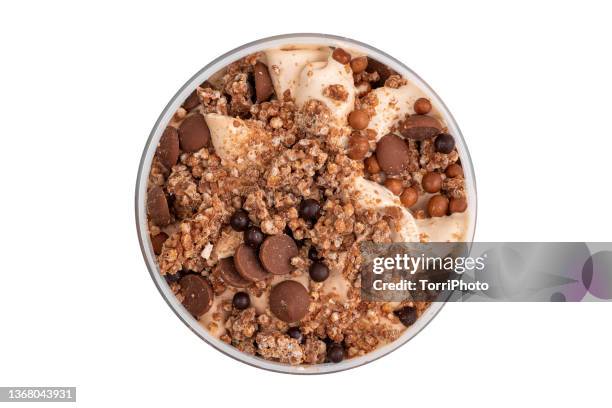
[146,43,472,367]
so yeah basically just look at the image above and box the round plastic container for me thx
[135,33,477,374]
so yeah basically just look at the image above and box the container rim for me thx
[135,33,477,375]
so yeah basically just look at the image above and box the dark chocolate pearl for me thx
[394,306,417,327]
[164,271,184,284]
[287,327,303,342]
[308,247,320,261]
[327,343,345,363]
[309,262,329,282]
[230,209,249,231]
[232,292,250,310]
[244,227,264,248]
[434,133,455,154]
[299,199,321,221]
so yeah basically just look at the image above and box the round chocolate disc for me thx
[399,115,442,140]
[259,234,298,275]
[215,257,251,288]
[178,113,210,152]
[269,280,311,323]
[179,274,214,317]
[147,186,171,226]
[156,126,180,169]
[375,134,411,175]
[234,244,270,282]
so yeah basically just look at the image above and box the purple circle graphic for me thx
[583,251,612,299]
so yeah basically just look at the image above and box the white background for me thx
[1,1,611,407]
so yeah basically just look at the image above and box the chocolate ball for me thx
[422,172,443,193]
[348,132,370,160]
[287,327,303,342]
[384,178,404,195]
[332,48,352,65]
[400,187,418,208]
[230,209,249,231]
[428,195,449,217]
[244,227,264,248]
[394,306,417,327]
[364,155,381,174]
[446,163,463,178]
[434,133,455,154]
[449,197,468,214]
[232,292,250,310]
[414,98,432,115]
[348,109,370,130]
[350,56,368,74]
[308,247,320,261]
[299,199,321,221]
[327,343,345,363]
[309,262,329,282]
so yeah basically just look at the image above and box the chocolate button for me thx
[156,126,180,169]
[399,115,442,140]
[179,274,213,317]
[182,89,199,111]
[147,186,171,226]
[215,257,251,288]
[178,113,210,152]
[259,234,298,275]
[375,134,411,175]
[269,280,310,323]
[254,62,274,103]
[234,244,270,282]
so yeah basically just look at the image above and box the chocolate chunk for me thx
[182,89,199,111]
[399,115,442,140]
[366,58,397,86]
[375,134,411,175]
[269,280,310,323]
[178,113,210,152]
[215,257,251,288]
[156,127,180,169]
[179,274,213,317]
[150,232,168,255]
[147,186,171,226]
[253,62,274,103]
[234,244,270,282]
[259,234,298,275]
